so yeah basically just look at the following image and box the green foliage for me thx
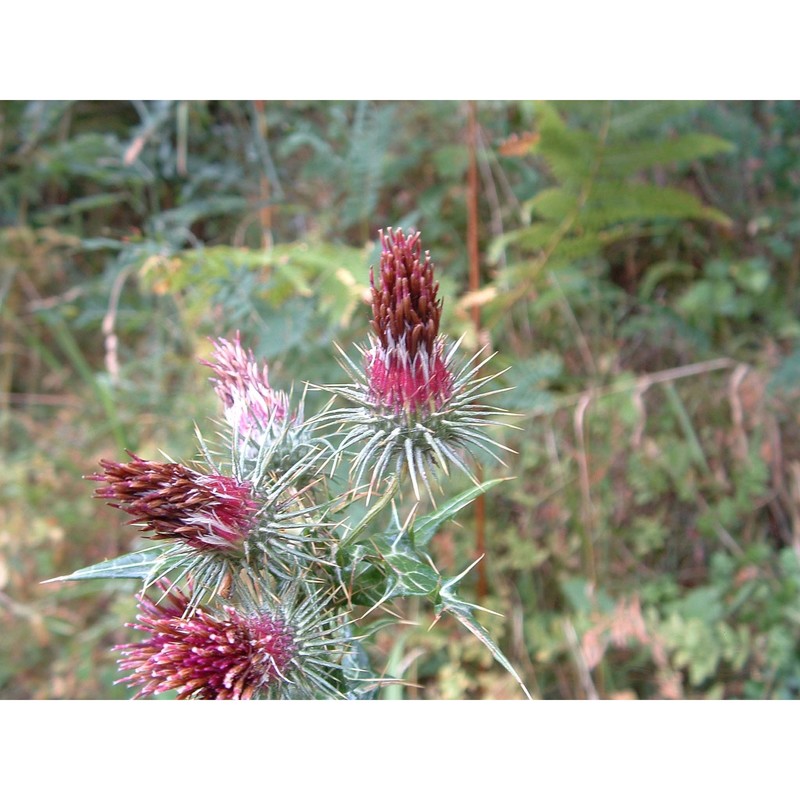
[488,100,733,303]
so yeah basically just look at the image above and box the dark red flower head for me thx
[116,586,297,699]
[90,454,256,552]
[370,228,443,359]
[366,229,452,417]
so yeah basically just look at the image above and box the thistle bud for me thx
[90,454,256,553]
[324,228,509,500]
[366,229,453,417]
[202,333,289,444]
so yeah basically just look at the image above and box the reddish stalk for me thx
[253,100,273,249]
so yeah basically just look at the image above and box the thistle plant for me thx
[50,228,529,700]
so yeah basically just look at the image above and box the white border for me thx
[4,2,796,99]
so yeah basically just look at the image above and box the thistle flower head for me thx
[321,228,511,500]
[202,332,289,444]
[202,333,317,478]
[116,586,298,699]
[90,454,256,553]
[116,584,361,699]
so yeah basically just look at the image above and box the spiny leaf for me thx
[412,477,509,549]
[342,640,379,700]
[385,552,440,598]
[43,548,166,583]
[437,591,532,700]
[339,475,399,547]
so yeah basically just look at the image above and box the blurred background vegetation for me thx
[1,99,799,699]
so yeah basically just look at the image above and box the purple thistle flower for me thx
[323,228,512,500]
[202,332,289,443]
[90,454,257,553]
[116,586,297,699]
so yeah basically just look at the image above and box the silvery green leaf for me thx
[339,475,398,547]
[43,548,166,583]
[412,477,509,549]
[342,641,378,700]
[438,591,532,700]
[385,551,440,598]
